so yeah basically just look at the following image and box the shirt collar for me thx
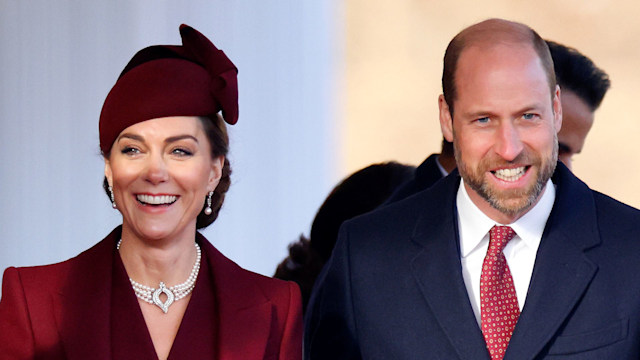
[457,178,556,257]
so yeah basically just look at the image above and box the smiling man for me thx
[385,41,610,205]
[305,19,640,360]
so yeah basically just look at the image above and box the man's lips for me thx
[490,166,529,182]
[136,194,178,205]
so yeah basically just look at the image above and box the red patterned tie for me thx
[480,226,519,360]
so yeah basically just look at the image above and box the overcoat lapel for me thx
[410,173,491,360]
[505,165,599,360]
[55,227,120,360]
[200,235,274,360]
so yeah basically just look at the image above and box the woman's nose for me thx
[144,154,169,184]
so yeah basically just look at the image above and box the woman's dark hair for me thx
[102,113,231,229]
[274,161,415,312]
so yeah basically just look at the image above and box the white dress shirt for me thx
[456,178,555,325]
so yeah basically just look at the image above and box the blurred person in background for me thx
[274,161,414,313]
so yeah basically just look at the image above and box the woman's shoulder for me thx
[3,228,120,291]
[198,234,300,302]
[2,259,73,299]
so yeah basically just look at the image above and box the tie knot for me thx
[488,225,516,254]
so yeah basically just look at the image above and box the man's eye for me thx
[523,113,536,120]
[476,117,490,124]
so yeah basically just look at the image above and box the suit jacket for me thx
[305,163,640,359]
[0,227,303,359]
[384,153,444,204]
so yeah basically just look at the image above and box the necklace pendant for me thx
[152,282,175,314]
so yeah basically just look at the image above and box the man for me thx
[305,19,640,360]
[547,40,611,169]
[386,40,610,204]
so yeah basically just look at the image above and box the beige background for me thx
[342,0,640,208]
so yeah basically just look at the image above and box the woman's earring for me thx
[108,186,117,209]
[204,191,214,215]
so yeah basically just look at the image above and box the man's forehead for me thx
[454,43,553,97]
[456,18,534,45]
[455,43,543,82]
[459,41,534,61]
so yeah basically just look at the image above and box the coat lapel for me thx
[55,228,120,360]
[410,173,491,360]
[200,235,274,360]
[505,165,599,360]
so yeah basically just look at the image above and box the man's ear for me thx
[439,95,454,142]
[553,85,563,133]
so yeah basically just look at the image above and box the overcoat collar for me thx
[55,227,118,359]
[198,233,276,360]
[410,163,599,360]
[55,228,275,360]
[415,153,446,186]
[505,163,599,360]
[410,170,491,360]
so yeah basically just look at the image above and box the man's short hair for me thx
[546,40,611,111]
[442,19,555,116]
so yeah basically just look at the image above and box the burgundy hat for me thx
[99,24,238,155]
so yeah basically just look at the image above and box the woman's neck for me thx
[118,226,199,287]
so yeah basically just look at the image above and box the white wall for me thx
[0,1,342,283]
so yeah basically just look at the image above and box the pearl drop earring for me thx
[204,191,213,215]
[108,186,117,209]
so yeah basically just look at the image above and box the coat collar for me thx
[197,233,275,360]
[55,227,119,360]
[415,153,446,185]
[411,171,491,360]
[504,163,599,360]
[54,228,276,360]
[410,164,599,360]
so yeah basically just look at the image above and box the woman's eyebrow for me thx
[117,133,144,142]
[165,134,199,144]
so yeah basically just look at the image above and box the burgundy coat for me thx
[0,227,302,359]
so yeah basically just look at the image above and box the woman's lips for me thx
[136,194,178,205]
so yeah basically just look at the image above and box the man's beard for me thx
[454,134,558,217]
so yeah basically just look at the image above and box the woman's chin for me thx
[128,222,180,242]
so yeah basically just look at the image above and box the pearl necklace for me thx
[116,240,201,314]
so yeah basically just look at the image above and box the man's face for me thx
[439,43,562,223]
[557,89,594,170]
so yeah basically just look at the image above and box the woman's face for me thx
[104,116,223,242]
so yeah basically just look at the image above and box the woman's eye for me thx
[172,148,193,156]
[121,147,140,155]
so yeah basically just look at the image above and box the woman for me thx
[0,25,302,359]
[274,161,415,312]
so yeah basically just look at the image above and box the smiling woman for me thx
[0,25,302,360]
[105,116,224,244]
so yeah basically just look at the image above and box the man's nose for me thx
[494,121,524,161]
